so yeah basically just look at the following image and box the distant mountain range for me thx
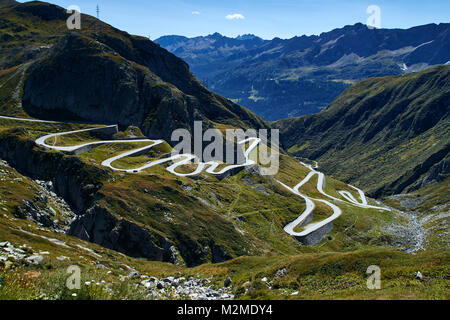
[156,23,450,120]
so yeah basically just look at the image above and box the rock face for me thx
[139,275,234,300]
[23,34,187,140]
[0,129,105,213]
[13,200,54,228]
[296,222,334,246]
[223,277,232,287]
[68,205,180,264]
[409,158,449,191]
[8,177,76,232]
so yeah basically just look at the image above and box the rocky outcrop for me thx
[139,275,234,300]
[68,205,180,264]
[0,160,76,231]
[13,200,54,228]
[408,157,449,192]
[0,128,105,212]
[296,221,334,246]
[423,158,449,184]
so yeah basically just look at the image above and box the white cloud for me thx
[192,11,200,15]
[225,13,245,20]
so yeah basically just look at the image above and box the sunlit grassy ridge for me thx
[0,117,101,138]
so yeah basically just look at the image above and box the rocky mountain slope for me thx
[275,65,449,198]
[0,0,267,143]
[156,23,450,120]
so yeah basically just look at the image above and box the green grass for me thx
[1,209,448,300]
[0,65,29,117]
[194,249,450,300]
[0,115,446,299]
[44,131,103,147]
[110,142,172,170]
[0,118,100,139]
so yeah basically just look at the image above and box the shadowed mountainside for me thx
[275,66,450,197]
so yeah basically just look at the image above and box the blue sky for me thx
[19,0,450,40]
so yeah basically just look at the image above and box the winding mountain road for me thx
[1,115,390,242]
[1,116,261,177]
[277,162,390,238]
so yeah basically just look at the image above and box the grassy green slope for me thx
[0,118,418,264]
[276,66,450,197]
[0,152,448,300]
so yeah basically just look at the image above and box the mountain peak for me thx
[235,34,263,41]
[210,32,223,38]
